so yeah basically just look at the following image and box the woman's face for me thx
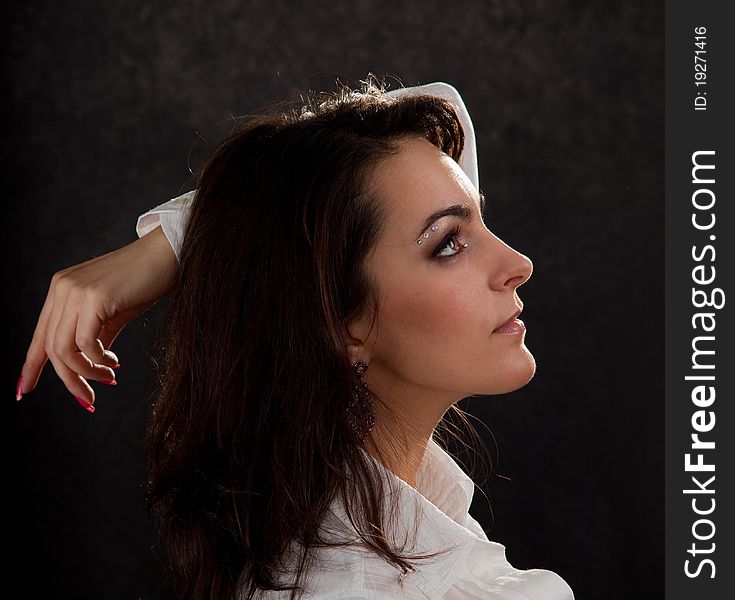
[349,136,535,413]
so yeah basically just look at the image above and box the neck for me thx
[362,428,428,489]
[360,376,461,489]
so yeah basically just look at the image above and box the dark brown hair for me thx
[146,74,489,600]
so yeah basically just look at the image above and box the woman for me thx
[17,76,574,599]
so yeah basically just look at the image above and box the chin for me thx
[511,350,537,390]
[485,348,537,395]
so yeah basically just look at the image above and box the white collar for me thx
[327,437,500,598]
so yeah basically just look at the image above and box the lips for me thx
[493,307,522,332]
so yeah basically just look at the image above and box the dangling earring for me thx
[346,361,376,443]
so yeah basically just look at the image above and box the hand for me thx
[17,225,179,411]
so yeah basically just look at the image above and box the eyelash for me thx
[431,225,467,260]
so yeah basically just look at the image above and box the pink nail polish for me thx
[101,379,117,386]
[16,374,24,401]
[74,395,95,413]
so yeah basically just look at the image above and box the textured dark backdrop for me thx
[5,1,663,598]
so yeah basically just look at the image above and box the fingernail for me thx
[111,363,120,370]
[100,379,117,386]
[16,374,24,401]
[74,395,95,413]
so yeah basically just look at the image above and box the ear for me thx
[345,310,373,366]
[346,337,364,367]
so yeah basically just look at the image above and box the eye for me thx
[432,225,467,260]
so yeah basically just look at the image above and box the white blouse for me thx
[134,82,575,599]
[255,437,576,599]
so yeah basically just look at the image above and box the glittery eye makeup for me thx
[431,225,468,259]
[416,223,440,245]
[415,204,473,245]
[414,191,485,255]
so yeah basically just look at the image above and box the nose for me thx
[488,235,533,290]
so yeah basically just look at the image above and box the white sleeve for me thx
[135,82,479,263]
[135,189,195,264]
[384,81,479,191]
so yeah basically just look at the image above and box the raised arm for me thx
[135,82,480,263]
[17,82,479,409]
[17,224,179,408]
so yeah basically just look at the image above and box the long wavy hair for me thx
[146,74,490,600]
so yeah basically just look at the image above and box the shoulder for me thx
[294,544,427,600]
[308,586,425,600]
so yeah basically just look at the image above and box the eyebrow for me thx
[417,190,486,239]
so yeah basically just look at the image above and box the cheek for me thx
[380,281,483,346]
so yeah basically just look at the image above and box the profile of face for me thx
[348,137,535,421]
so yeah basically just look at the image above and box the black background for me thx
[6,1,663,598]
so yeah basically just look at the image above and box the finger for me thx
[76,308,120,368]
[44,285,98,403]
[46,352,96,412]
[54,300,117,385]
[98,319,126,360]
[19,278,56,397]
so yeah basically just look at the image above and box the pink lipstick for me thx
[492,308,525,335]
[492,317,525,334]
